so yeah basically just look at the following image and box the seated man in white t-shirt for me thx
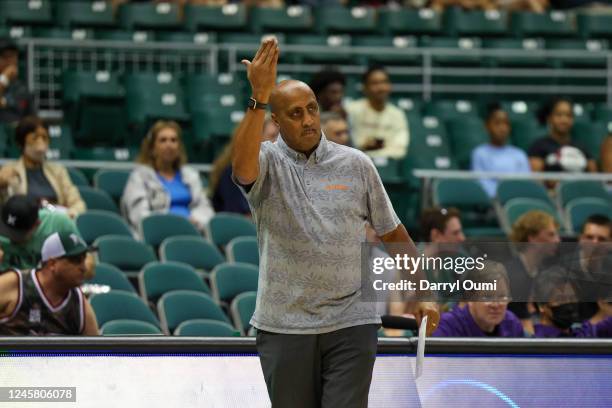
[346,66,410,159]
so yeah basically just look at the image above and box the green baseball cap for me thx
[41,231,92,262]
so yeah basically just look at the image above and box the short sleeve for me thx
[231,142,272,208]
[362,155,401,237]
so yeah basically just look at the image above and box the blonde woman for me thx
[121,120,213,230]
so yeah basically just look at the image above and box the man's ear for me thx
[430,228,441,242]
[271,113,280,128]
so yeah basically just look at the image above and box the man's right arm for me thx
[232,38,279,186]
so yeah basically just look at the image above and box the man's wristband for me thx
[247,97,268,110]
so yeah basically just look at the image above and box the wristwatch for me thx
[247,97,268,110]
[0,74,9,88]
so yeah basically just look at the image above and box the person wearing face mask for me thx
[121,120,214,231]
[346,65,410,159]
[0,116,85,218]
[528,97,597,173]
[433,262,525,337]
[533,267,612,338]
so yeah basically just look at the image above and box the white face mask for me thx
[24,144,47,164]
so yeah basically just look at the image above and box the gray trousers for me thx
[256,324,379,408]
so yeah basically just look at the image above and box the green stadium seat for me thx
[0,26,32,40]
[140,214,201,249]
[230,291,256,335]
[206,213,257,248]
[184,4,247,32]
[101,319,162,336]
[287,34,352,64]
[124,72,189,133]
[77,186,119,213]
[577,13,612,39]
[159,236,225,278]
[571,121,609,159]
[95,235,157,277]
[566,197,612,234]
[139,261,210,305]
[226,236,259,266]
[186,73,245,113]
[483,38,547,67]
[496,180,554,207]
[95,29,155,42]
[88,263,137,294]
[56,1,116,29]
[62,71,127,145]
[0,0,52,26]
[420,37,482,66]
[444,8,508,37]
[155,31,217,45]
[510,11,575,38]
[424,100,478,121]
[392,97,423,124]
[76,210,133,245]
[210,262,259,305]
[34,28,95,40]
[503,197,561,230]
[509,116,543,152]
[118,2,181,30]
[45,124,74,160]
[192,109,243,159]
[90,291,160,328]
[594,104,612,125]
[353,35,419,66]
[434,179,502,236]
[249,5,313,34]
[377,7,442,36]
[314,6,376,34]
[374,158,405,184]
[157,290,230,335]
[73,148,136,162]
[174,319,239,337]
[94,169,131,205]
[558,181,610,209]
[402,116,456,185]
[447,117,491,169]
[67,167,89,187]
[219,32,286,62]
[499,100,539,119]
[546,39,608,68]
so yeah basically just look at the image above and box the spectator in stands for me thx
[321,112,350,146]
[564,214,612,320]
[0,230,99,335]
[601,133,612,173]
[0,39,33,124]
[209,114,278,215]
[529,97,597,173]
[309,68,347,119]
[533,267,612,337]
[122,120,214,231]
[506,210,560,334]
[347,65,409,159]
[433,262,524,337]
[471,103,530,198]
[0,195,93,274]
[0,116,85,218]
[428,0,548,12]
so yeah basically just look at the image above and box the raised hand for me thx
[241,37,279,104]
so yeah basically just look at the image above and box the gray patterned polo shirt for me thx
[234,134,400,334]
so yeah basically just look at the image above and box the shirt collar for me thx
[276,132,329,164]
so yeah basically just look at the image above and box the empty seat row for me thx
[1,3,610,39]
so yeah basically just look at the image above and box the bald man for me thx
[232,38,439,408]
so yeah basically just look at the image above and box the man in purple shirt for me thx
[434,262,524,337]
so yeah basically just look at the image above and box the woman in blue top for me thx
[121,120,213,231]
